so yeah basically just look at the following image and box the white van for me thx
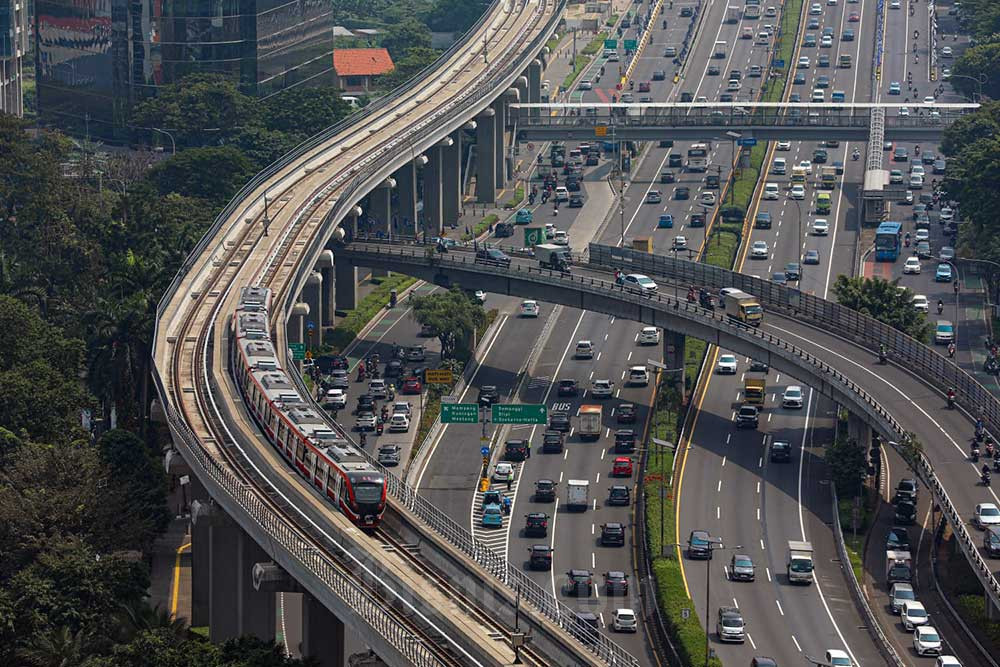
[554,186,569,202]
[772,157,787,174]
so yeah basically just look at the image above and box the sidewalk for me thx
[955,272,1000,397]
[148,514,192,621]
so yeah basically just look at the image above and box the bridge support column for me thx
[528,60,542,117]
[846,413,872,450]
[514,76,528,115]
[368,179,394,276]
[318,249,335,331]
[424,137,453,235]
[662,330,686,399]
[394,162,418,235]
[303,273,322,344]
[492,97,507,189]
[289,303,309,353]
[192,502,276,643]
[301,593,347,667]
[442,130,463,228]
[335,261,358,311]
[476,109,497,203]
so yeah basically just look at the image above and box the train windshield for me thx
[353,482,383,504]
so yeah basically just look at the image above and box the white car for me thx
[913,626,943,656]
[763,182,780,200]
[368,379,388,398]
[911,165,926,177]
[936,657,962,667]
[941,46,953,58]
[899,106,910,117]
[790,184,806,199]
[474,290,487,303]
[544,223,557,238]
[621,273,658,294]
[638,326,661,345]
[777,140,792,151]
[902,600,930,630]
[322,388,347,410]
[552,230,569,246]
[810,2,821,14]
[924,96,937,104]
[388,413,410,432]
[821,35,833,48]
[575,340,595,358]
[673,235,688,249]
[798,55,811,69]
[940,207,954,222]
[750,241,769,259]
[716,354,739,374]
[701,191,717,206]
[391,401,412,417]
[519,300,539,317]
[912,294,929,312]
[798,160,813,174]
[613,608,637,632]
[628,366,650,386]
[974,502,1000,529]
[591,379,615,398]
[903,256,922,274]
[812,219,829,235]
[355,412,377,431]
[824,650,852,667]
[889,0,900,7]
[493,462,515,482]
[915,228,929,242]
[910,174,924,189]
[782,385,804,408]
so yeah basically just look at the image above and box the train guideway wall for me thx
[330,239,1000,612]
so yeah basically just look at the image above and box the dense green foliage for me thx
[828,435,868,499]
[831,275,932,342]
[948,0,1000,43]
[410,287,487,360]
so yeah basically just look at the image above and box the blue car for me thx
[935,263,953,282]
[658,214,674,228]
[482,503,503,527]
[515,208,533,224]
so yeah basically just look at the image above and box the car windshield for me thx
[922,630,940,641]
[982,507,1000,517]
[895,589,915,600]
[354,483,383,504]
[734,557,752,567]
[790,559,813,573]
[909,607,927,618]
[722,617,743,628]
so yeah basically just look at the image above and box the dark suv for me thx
[601,523,625,546]
[504,439,529,462]
[524,513,549,537]
[886,527,911,551]
[565,569,593,596]
[528,545,553,570]
[617,404,637,423]
[557,379,579,396]
[542,430,565,453]
[688,530,713,559]
[894,478,918,504]
[355,394,375,414]
[736,405,759,429]
[604,571,629,595]
[608,485,631,506]
[534,479,556,502]
[615,429,636,453]
[770,439,791,462]
[475,247,511,267]
[549,411,571,432]
[478,385,499,406]
[985,526,1000,557]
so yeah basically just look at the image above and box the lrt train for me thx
[231,286,386,528]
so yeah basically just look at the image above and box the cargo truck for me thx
[744,376,766,405]
[726,5,740,22]
[886,550,912,585]
[744,3,761,18]
[722,289,763,326]
[820,166,838,190]
[535,243,571,270]
[786,541,814,584]
[578,405,603,440]
[714,41,728,59]
[567,479,590,510]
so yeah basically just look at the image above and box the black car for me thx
[688,530,713,559]
[812,149,828,163]
[384,359,403,377]
[674,186,690,199]
[528,545,553,570]
[729,553,756,581]
[604,571,629,595]
[706,174,720,189]
[549,411,571,432]
[755,211,772,229]
[895,478,918,503]
[668,152,683,167]
[568,193,584,208]
[707,65,720,75]
[614,429,636,453]
[316,354,349,373]
[601,522,625,546]
[524,513,549,537]
[565,569,593,596]
[608,485,631,506]
[534,478,556,502]
[557,379,578,396]
[770,439,791,462]
[680,5,693,15]
[478,385,499,406]
[355,394,375,414]
[750,359,769,373]
[542,430,565,453]
[736,405,759,429]
[504,439,529,462]
[679,92,693,102]
[933,159,946,174]
[475,247,511,267]
[652,69,667,81]
[985,526,1000,557]
[658,139,675,148]
[660,169,676,183]
[689,212,706,227]
[894,500,916,525]
[617,403,637,423]
[572,612,599,645]
[886,527,911,551]
[565,178,580,192]
[720,93,734,103]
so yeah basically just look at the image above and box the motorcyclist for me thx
[936,299,943,313]
[905,232,911,247]
[972,444,981,462]
[948,342,956,358]
[852,148,860,160]
[947,387,956,407]
[502,495,512,514]
[983,464,992,484]
[954,280,960,295]
[878,343,887,363]
[987,437,996,458]
[915,144,921,156]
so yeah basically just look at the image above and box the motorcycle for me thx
[852,150,860,161]
[357,367,366,382]
[972,447,981,463]
[947,392,955,409]
[987,441,996,458]
[983,470,992,486]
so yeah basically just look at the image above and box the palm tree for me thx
[17,626,91,667]
[116,601,188,644]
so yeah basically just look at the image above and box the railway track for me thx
[156,1,561,663]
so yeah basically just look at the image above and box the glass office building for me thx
[35,0,334,139]
[1,0,28,117]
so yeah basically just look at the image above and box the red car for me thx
[401,377,423,394]
[638,82,651,93]
[612,457,633,477]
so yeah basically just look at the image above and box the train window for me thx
[322,467,332,491]
[294,439,304,463]
[277,422,287,447]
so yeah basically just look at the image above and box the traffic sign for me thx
[425,369,453,384]
[441,403,479,424]
[492,404,547,424]
[288,343,305,360]
[481,446,490,457]
[524,227,544,246]
[307,320,315,331]
[441,395,458,404]
[624,39,638,50]
[595,125,608,137]
[604,39,618,49]
[737,137,758,147]
[772,58,785,68]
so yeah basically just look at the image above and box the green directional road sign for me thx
[492,404,547,424]
[624,39,638,50]
[441,403,480,424]
[604,39,618,49]
[288,343,305,360]
[524,227,544,246]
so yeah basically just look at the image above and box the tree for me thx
[146,146,256,204]
[254,88,352,139]
[130,74,252,149]
[428,0,490,32]
[831,275,932,342]
[827,436,868,499]
[950,43,1000,101]
[376,47,441,90]
[381,19,433,60]
[97,430,171,545]
[946,0,1000,42]
[940,100,1000,157]
[410,287,486,359]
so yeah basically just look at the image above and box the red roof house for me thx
[333,48,395,92]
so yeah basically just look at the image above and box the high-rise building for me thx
[35,0,334,140]
[0,0,27,117]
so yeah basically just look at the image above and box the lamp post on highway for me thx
[947,72,987,102]
[725,131,742,206]
[689,537,741,667]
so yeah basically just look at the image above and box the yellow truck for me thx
[820,166,837,190]
[721,288,764,326]
[578,405,603,441]
[744,376,766,405]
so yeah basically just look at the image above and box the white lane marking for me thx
[722,456,727,467]
[592,552,596,569]
[748,633,758,650]
[792,635,802,652]
[717,480,722,492]
[596,472,601,484]
[717,506,721,519]
[726,433,732,444]
[776,599,785,616]
[549,498,560,599]
[766,567,772,582]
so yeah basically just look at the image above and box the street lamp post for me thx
[947,73,987,102]
[694,539,741,667]
[725,131,742,206]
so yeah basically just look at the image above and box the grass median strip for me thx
[461,213,500,241]
[325,275,417,353]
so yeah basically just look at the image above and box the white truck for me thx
[726,5,741,22]
[535,243,571,270]
[567,479,590,510]
[786,541,815,584]
[886,550,912,585]
[714,40,728,59]
[578,405,603,440]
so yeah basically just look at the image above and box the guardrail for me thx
[587,242,1000,609]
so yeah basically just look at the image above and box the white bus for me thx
[687,143,710,171]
